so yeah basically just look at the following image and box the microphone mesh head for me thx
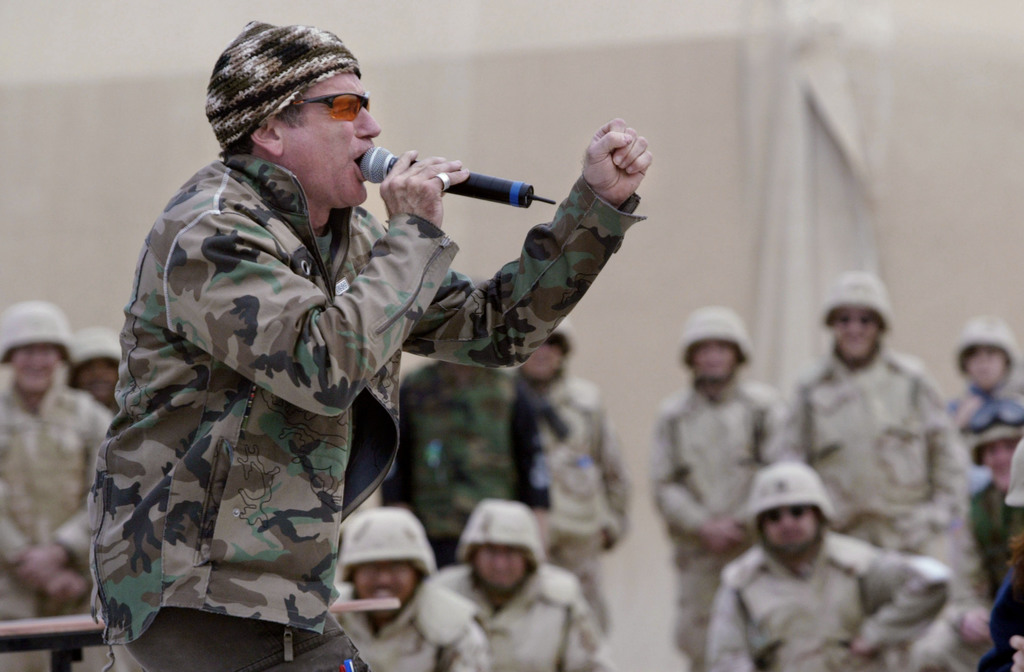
[359,147,395,184]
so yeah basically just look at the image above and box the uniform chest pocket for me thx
[548,446,602,502]
[875,423,929,489]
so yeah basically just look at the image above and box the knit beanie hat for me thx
[206,21,361,149]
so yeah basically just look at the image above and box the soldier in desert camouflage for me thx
[68,326,121,414]
[0,301,113,672]
[707,461,950,672]
[88,19,650,672]
[434,499,615,672]
[335,507,491,672]
[766,271,968,562]
[517,320,631,632]
[650,306,785,671]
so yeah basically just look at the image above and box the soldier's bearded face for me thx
[760,505,822,561]
[831,307,881,364]
[472,543,529,601]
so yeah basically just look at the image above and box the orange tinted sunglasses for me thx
[291,92,370,121]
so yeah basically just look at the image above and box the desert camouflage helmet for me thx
[0,300,72,363]
[679,306,752,367]
[747,461,835,522]
[969,421,1024,466]
[70,326,121,367]
[456,498,546,568]
[822,271,893,331]
[956,315,1020,372]
[339,507,437,580]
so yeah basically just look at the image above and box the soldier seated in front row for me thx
[706,462,951,672]
[335,507,491,672]
[434,499,615,672]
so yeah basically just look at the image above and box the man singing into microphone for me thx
[89,20,650,672]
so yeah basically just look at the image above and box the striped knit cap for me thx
[206,21,361,149]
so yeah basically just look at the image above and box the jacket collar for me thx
[224,153,352,266]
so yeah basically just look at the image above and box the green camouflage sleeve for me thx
[402,176,642,365]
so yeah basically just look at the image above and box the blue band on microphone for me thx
[509,181,524,206]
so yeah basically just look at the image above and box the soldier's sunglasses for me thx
[762,505,811,523]
[291,92,370,121]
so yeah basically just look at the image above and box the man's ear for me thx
[251,118,285,158]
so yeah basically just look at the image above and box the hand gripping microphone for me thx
[359,147,556,208]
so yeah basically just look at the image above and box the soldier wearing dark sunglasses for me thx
[707,462,950,672]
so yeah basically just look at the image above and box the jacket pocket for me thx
[876,423,929,492]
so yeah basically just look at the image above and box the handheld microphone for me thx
[359,147,556,208]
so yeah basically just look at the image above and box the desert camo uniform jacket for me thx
[335,581,491,672]
[765,349,968,559]
[649,378,786,668]
[434,563,615,672]
[706,532,950,672]
[0,381,111,619]
[89,153,643,644]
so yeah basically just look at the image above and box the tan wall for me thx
[3,3,1024,670]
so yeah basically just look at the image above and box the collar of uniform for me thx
[825,346,889,379]
[4,377,66,416]
[225,153,353,259]
[687,376,740,406]
[226,153,308,217]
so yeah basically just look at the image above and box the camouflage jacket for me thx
[521,372,631,546]
[336,581,492,672]
[969,483,1024,599]
[89,154,642,643]
[434,563,616,672]
[0,382,110,565]
[650,379,785,545]
[765,349,968,554]
[385,362,547,540]
[707,532,950,672]
[0,382,110,620]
